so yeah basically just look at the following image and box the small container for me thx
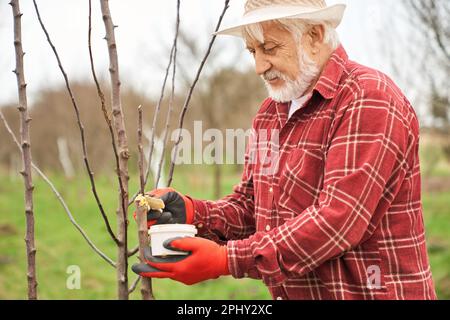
[148,224,198,256]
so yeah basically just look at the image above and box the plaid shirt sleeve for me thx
[227,89,417,286]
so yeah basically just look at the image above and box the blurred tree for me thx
[431,85,450,124]
[0,105,20,177]
[400,0,450,162]
[0,83,156,174]
[407,0,449,62]
[405,0,450,127]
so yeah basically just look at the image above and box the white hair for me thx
[242,19,340,50]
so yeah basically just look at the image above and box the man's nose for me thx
[254,52,271,76]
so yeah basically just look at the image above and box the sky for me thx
[0,0,408,108]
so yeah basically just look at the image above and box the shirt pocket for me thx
[275,147,326,219]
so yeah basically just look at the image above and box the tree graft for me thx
[136,105,154,300]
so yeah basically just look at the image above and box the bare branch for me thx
[100,0,130,300]
[156,0,180,189]
[136,105,153,300]
[167,0,231,186]
[0,111,116,268]
[88,0,128,230]
[127,0,180,206]
[127,0,182,259]
[408,0,450,61]
[128,275,141,294]
[32,0,119,245]
[127,245,139,257]
[138,106,145,194]
[10,0,37,300]
[142,45,175,190]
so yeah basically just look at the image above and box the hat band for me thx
[244,5,325,19]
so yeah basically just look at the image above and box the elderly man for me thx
[132,0,437,300]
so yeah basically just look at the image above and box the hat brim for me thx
[214,4,346,37]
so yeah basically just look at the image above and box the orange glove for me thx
[133,188,195,228]
[131,237,230,285]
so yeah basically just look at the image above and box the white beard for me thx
[262,50,320,103]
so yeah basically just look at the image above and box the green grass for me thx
[0,165,449,300]
[423,192,450,299]
[0,165,270,300]
[419,142,450,178]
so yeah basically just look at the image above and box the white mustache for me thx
[261,49,320,103]
[262,70,287,82]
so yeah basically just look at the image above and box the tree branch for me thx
[128,28,177,206]
[408,0,450,61]
[99,0,130,300]
[10,0,37,300]
[88,0,128,231]
[167,0,230,186]
[32,0,119,245]
[136,105,153,300]
[128,275,141,295]
[127,245,139,257]
[156,0,181,189]
[127,0,182,259]
[138,106,146,195]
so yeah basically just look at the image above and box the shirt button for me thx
[265,225,271,232]
[197,223,204,229]
[269,187,273,193]
[276,296,283,300]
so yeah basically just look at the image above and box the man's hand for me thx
[133,188,195,228]
[131,237,230,285]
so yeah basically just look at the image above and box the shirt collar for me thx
[313,45,349,100]
[272,45,348,128]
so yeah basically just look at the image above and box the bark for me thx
[137,106,153,300]
[100,0,130,300]
[135,203,153,300]
[88,0,127,224]
[10,0,37,300]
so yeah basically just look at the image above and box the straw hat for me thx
[216,0,346,37]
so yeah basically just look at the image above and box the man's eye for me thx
[263,46,276,53]
[247,49,256,55]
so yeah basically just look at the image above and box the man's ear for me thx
[307,24,325,50]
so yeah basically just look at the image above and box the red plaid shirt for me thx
[191,46,437,300]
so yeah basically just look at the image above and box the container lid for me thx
[148,224,197,235]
